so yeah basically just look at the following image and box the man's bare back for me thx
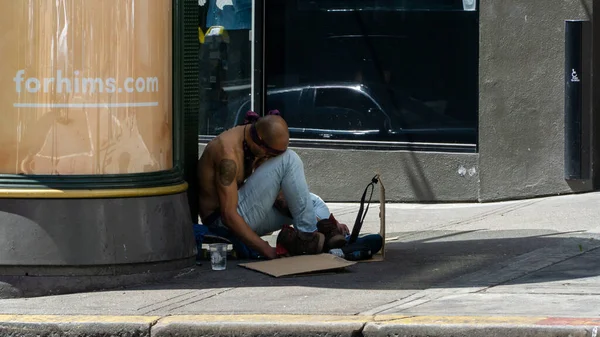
[197,125,246,223]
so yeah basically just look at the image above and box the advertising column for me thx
[0,0,172,175]
[0,0,199,298]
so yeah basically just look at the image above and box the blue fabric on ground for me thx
[349,233,384,255]
[193,223,211,243]
[193,224,262,259]
[193,224,383,260]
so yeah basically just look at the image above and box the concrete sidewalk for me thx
[2,192,600,336]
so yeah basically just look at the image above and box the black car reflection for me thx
[231,83,476,144]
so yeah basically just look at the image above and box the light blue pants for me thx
[211,149,330,236]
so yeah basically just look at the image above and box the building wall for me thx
[199,144,480,202]
[197,0,598,203]
[307,0,596,203]
[304,0,596,202]
[478,0,595,201]
[296,148,479,203]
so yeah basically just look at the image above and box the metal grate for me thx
[181,0,200,221]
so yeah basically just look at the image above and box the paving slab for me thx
[2,228,599,319]
[2,193,600,336]
[397,292,600,317]
[329,191,600,235]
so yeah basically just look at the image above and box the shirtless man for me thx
[197,115,326,259]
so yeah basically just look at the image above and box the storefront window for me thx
[198,0,253,136]
[264,0,479,145]
[0,0,173,175]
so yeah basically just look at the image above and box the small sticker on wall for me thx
[571,69,581,82]
[458,165,478,178]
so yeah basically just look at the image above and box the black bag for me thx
[340,175,380,261]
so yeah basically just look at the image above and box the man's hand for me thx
[262,243,278,259]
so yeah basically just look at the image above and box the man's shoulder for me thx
[205,130,240,159]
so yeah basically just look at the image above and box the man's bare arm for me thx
[215,156,276,259]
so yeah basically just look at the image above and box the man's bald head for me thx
[255,115,289,152]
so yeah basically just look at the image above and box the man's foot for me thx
[317,214,347,251]
[276,225,325,256]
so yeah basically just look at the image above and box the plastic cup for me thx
[209,243,227,270]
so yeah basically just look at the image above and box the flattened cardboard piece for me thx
[239,253,356,277]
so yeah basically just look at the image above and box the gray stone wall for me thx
[478,0,594,201]
[199,145,479,202]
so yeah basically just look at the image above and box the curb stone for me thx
[363,322,594,337]
[364,316,600,337]
[0,315,599,337]
[151,315,367,337]
[0,315,159,337]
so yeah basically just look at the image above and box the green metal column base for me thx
[0,185,196,298]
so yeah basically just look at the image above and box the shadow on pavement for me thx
[135,230,600,292]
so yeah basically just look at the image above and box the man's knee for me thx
[281,149,302,166]
[259,149,303,175]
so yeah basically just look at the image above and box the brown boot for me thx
[276,225,325,256]
[317,214,347,251]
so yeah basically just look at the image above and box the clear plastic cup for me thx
[209,243,227,270]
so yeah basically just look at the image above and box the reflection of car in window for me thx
[312,87,384,131]
[231,83,476,143]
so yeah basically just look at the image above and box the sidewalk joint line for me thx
[163,288,234,312]
[360,293,433,316]
[137,290,197,311]
[142,289,228,315]
[374,315,418,323]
